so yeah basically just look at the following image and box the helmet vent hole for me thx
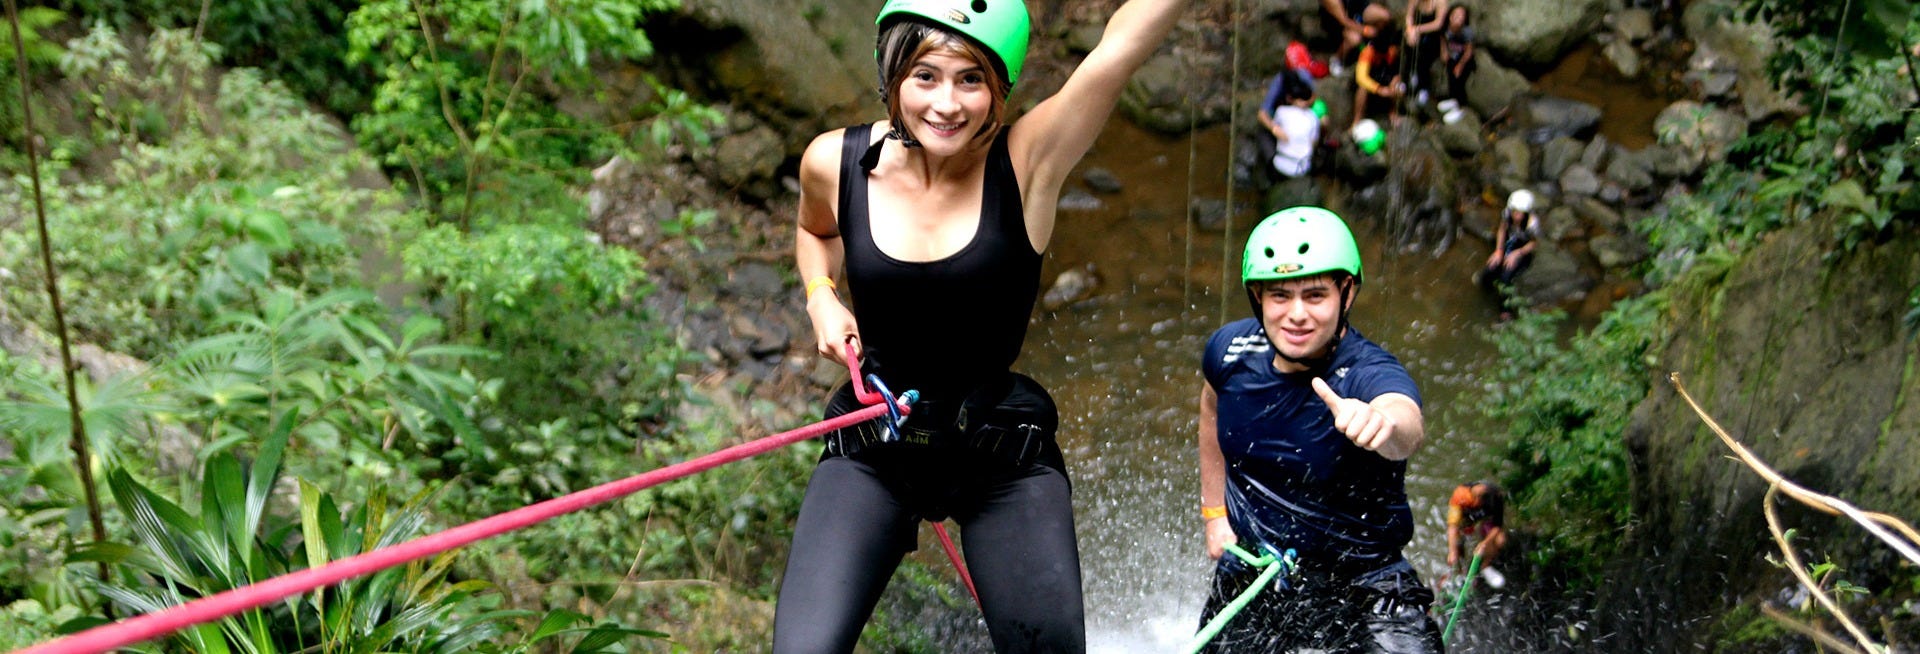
[1263,247,1274,258]
[1298,243,1311,254]
[972,0,987,12]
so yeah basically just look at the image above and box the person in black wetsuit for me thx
[780,0,1187,652]
[1194,207,1442,653]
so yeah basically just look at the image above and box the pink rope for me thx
[15,399,909,654]
[845,341,882,404]
[930,522,980,607]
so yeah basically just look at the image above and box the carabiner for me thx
[866,374,908,441]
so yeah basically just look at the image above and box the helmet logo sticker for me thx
[946,9,971,23]
[1273,263,1303,274]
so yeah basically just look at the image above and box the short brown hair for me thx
[875,20,1010,149]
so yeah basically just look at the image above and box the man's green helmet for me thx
[1241,206,1364,286]
[876,0,1031,88]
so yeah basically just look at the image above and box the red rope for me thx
[15,399,908,654]
[930,521,980,607]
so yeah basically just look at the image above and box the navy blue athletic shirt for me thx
[1202,318,1421,569]
[837,123,1041,401]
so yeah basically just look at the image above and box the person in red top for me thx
[1446,480,1509,571]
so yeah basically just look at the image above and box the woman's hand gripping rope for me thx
[844,342,912,440]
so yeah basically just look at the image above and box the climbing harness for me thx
[842,343,983,609]
[1182,543,1299,654]
[1440,552,1482,643]
[17,351,919,654]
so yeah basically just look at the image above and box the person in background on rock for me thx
[1439,4,1475,104]
[1401,0,1446,107]
[1261,41,1319,108]
[1322,0,1388,73]
[1257,44,1325,179]
[1195,207,1443,653]
[1352,9,1406,129]
[1446,480,1509,579]
[781,0,1186,651]
[1482,189,1540,318]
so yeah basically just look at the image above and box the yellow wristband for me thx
[805,276,836,298]
[1201,505,1228,520]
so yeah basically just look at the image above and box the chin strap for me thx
[858,122,923,172]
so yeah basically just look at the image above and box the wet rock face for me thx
[1605,223,1920,651]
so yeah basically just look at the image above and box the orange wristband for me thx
[1201,505,1228,520]
[805,276,836,298]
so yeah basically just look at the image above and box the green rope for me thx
[1182,543,1295,654]
[1441,552,1482,643]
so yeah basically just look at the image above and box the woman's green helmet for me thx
[1241,206,1364,287]
[876,0,1031,87]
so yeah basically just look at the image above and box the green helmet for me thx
[1350,119,1385,155]
[876,0,1031,88]
[1241,206,1364,287]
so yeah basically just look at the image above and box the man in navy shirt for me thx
[1195,206,1443,652]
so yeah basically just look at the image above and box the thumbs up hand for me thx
[1312,377,1399,453]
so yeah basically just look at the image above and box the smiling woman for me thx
[779,0,1192,651]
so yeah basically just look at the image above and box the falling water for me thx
[874,113,1546,646]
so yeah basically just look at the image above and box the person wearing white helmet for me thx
[1482,189,1542,315]
[783,0,1189,651]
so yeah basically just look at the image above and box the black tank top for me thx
[837,123,1041,400]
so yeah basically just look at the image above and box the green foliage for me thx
[343,0,683,230]
[2,6,768,650]
[1711,604,1791,652]
[1643,0,1917,286]
[1741,0,1917,92]
[7,26,406,359]
[159,290,490,488]
[49,0,370,115]
[74,418,661,652]
[0,6,65,66]
[401,224,681,462]
[1482,294,1667,583]
[0,5,67,157]
[0,599,85,650]
[1905,284,1919,339]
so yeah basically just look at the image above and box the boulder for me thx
[1082,167,1125,195]
[1512,242,1592,306]
[1571,196,1625,231]
[1435,116,1484,157]
[1477,0,1608,71]
[1610,8,1656,44]
[1602,39,1643,78]
[1605,148,1657,193]
[1464,57,1531,118]
[1655,100,1748,170]
[1540,137,1585,180]
[1590,230,1651,268]
[1523,95,1603,144]
[1559,164,1602,197]
[1493,136,1533,185]
[673,0,876,135]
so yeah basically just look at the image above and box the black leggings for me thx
[771,448,1085,653]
